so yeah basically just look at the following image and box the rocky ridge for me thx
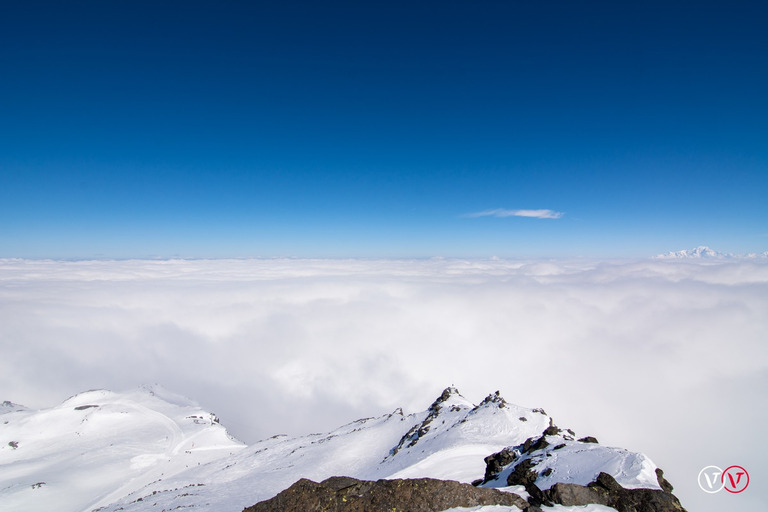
[243,389,687,512]
[476,423,686,511]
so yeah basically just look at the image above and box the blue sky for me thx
[1,1,766,258]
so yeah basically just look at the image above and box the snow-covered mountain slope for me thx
[1,386,674,512]
[0,385,244,512]
[85,387,548,512]
[82,387,667,512]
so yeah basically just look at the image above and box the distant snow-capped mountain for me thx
[1,386,684,512]
[653,245,768,259]
[0,401,28,414]
[654,246,731,259]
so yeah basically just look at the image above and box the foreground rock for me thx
[541,471,686,512]
[243,476,530,512]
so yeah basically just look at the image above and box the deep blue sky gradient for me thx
[1,1,766,257]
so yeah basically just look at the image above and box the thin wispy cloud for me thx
[465,208,564,219]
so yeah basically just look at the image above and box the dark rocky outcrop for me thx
[243,476,530,512]
[544,472,687,512]
[506,458,539,487]
[479,425,687,512]
[481,447,517,483]
[521,434,549,454]
[74,404,99,411]
[656,467,675,494]
[542,421,561,436]
[477,390,507,408]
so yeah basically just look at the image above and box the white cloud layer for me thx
[466,208,564,219]
[1,257,766,511]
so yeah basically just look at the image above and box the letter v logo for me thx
[705,471,721,488]
[698,466,724,493]
[723,466,750,493]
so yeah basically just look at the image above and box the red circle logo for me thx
[722,465,750,493]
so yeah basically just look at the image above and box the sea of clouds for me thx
[1,257,766,510]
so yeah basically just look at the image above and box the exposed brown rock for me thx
[544,472,687,512]
[243,476,529,512]
[656,467,674,493]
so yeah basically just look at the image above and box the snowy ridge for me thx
[1,386,670,512]
[383,390,551,482]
